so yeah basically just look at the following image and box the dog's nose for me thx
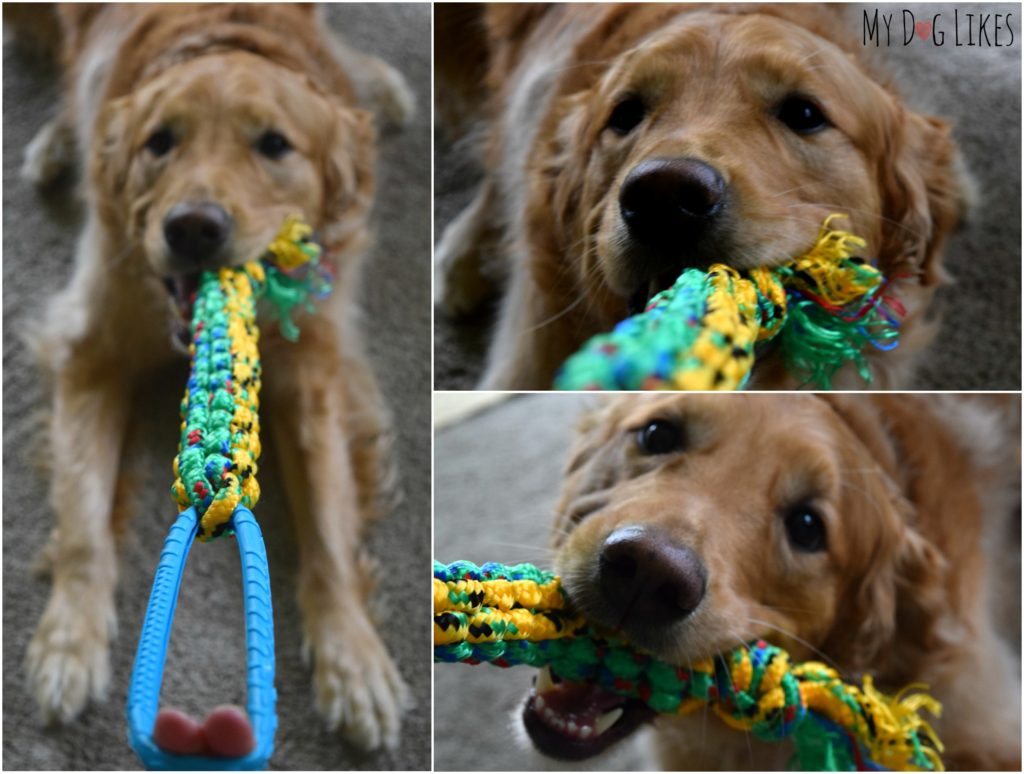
[619,157,725,252]
[598,526,706,626]
[163,202,233,266]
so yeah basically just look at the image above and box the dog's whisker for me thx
[755,602,818,616]
[744,616,838,668]
[786,201,924,238]
[482,539,559,557]
[520,293,588,335]
[547,524,575,542]
[775,213,839,230]
[768,183,814,199]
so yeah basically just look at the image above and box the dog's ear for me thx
[321,104,376,240]
[834,506,949,670]
[821,395,953,671]
[877,105,970,286]
[890,523,951,653]
[536,91,592,239]
[92,95,135,205]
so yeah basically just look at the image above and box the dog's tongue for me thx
[163,274,203,350]
[540,676,626,720]
[163,274,202,321]
[627,271,681,315]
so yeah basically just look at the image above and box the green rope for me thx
[553,216,901,391]
[434,560,943,772]
[170,217,332,540]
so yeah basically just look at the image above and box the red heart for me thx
[915,20,933,41]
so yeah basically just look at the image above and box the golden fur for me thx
[546,394,1020,769]
[19,3,413,750]
[435,4,968,389]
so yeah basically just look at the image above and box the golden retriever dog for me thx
[435,4,968,390]
[19,3,414,750]
[521,394,1020,770]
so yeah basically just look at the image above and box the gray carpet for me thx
[3,4,431,770]
[433,3,1022,390]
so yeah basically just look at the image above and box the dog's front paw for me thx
[307,614,412,751]
[26,594,113,724]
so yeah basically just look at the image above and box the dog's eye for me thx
[784,506,828,552]
[256,130,293,160]
[607,95,646,136]
[636,420,684,455]
[776,96,829,135]
[144,128,176,157]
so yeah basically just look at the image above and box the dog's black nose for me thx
[599,526,706,626]
[619,157,725,253]
[163,202,233,266]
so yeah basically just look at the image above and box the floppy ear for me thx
[834,508,949,671]
[877,106,969,286]
[321,104,376,239]
[890,524,951,653]
[820,395,952,670]
[533,91,592,244]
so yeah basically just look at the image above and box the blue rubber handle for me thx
[126,506,277,770]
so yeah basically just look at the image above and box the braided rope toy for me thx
[554,215,904,391]
[127,217,331,770]
[435,560,944,772]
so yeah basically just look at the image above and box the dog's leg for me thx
[479,245,580,390]
[435,178,501,317]
[264,320,410,751]
[26,357,131,723]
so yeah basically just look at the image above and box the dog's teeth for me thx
[567,721,578,734]
[579,724,593,738]
[534,695,545,710]
[536,666,555,693]
[543,708,557,724]
[594,708,623,736]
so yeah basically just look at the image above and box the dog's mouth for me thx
[522,665,656,760]
[626,270,681,316]
[162,273,202,350]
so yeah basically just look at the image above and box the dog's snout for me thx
[598,526,706,626]
[619,157,725,252]
[163,202,233,266]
